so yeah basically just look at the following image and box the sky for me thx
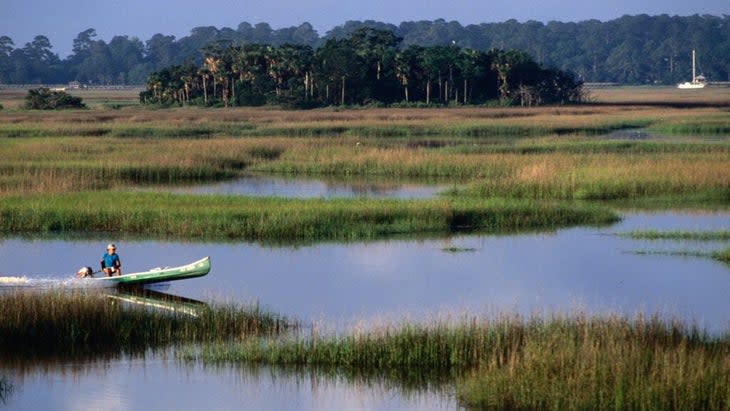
[3,0,728,57]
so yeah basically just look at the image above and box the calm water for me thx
[2,360,451,411]
[1,211,729,410]
[158,174,448,199]
[603,128,730,141]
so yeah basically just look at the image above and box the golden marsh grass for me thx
[0,89,727,241]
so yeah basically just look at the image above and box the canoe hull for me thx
[93,257,211,286]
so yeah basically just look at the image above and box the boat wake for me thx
[0,275,108,289]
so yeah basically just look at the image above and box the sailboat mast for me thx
[692,50,696,83]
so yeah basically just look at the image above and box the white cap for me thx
[107,243,116,250]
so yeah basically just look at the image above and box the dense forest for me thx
[1,14,729,85]
[139,28,583,107]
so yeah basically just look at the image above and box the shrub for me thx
[25,88,86,110]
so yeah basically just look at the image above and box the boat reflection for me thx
[106,287,209,318]
[0,375,12,405]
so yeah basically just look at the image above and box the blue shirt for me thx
[102,252,120,269]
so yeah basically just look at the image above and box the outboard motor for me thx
[76,267,94,278]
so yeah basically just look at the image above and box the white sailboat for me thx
[677,49,706,89]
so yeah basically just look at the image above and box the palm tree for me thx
[395,46,424,103]
[197,68,210,104]
[490,49,535,101]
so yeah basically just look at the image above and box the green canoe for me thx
[93,256,211,286]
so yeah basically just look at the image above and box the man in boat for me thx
[101,243,122,277]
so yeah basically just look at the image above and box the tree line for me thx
[139,28,583,107]
[1,14,728,85]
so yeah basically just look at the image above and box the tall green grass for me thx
[632,248,730,265]
[0,192,618,242]
[456,315,730,410]
[1,108,728,205]
[0,123,258,139]
[0,118,653,139]
[650,116,730,136]
[621,230,730,265]
[714,248,730,264]
[0,290,293,355]
[249,119,653,138]
[0,137,284,193]
[619,230,730,241]
[438,140,730,155]
[452,152,730,202]
[181,313,730,410]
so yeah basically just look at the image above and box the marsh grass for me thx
[0,123,263,139]
[0,103,728,239]
[633,249,710,258]
[620,230,730,241]
[0,192,617,241]
[247,118,653,138]
[452,151,730,202]
[0,290,293,356]
[648,114,730,136]
[622,230,730,265]
[456,315,730,410]
[588,86,730,106]
[0,104,728,203]
[438,140,730,155]
[0,104,723,141]
[0,137,289,193]
[441,246,477,253]
[714,248,730,263]
[632,248,730,265]
[181,313,730,410]
[653,122,730,136]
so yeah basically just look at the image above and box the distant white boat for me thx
[677,49,706,89]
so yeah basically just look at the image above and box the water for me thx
[156,174,448,199]
[3,360,453,411]
[602,128,730,141]
[1,210,729,410]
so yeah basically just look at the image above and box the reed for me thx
[0,136,289,193]
[441,246,477,253]
[439,140,730,155]
[0,123,261,139]
[588,86,730,106]
[0,192,618,242]
[632,248,730,265]
[649,114,730,136]
[0,103,724,140]
[0,290,293,355]
[246,118,654,138]
[712,248,730,264]
[456,315,730,410]
[0,102,728,204]
[619,230,730,241]
[181,313,730,410]
[453,151,730,202]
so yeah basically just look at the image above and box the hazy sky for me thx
[3,0,728,56]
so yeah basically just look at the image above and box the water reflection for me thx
[1,356,455,411]
[602,128,729,141]
[0,375,12,406]
[109,288,209,318]
[156,173,449,199]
